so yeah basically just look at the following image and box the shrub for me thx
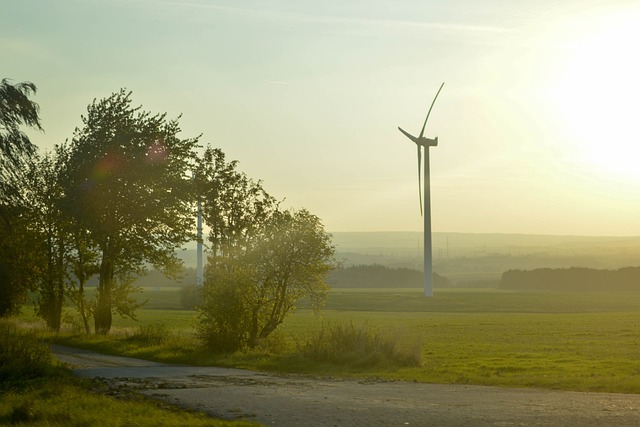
[0,321,52,386]
[61,311,85,333]
[298,321,423,368]
[180,284,203,309]
[195,267,253,353]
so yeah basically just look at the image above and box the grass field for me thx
[38,288,640,394]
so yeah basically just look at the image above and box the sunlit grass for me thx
[0,380,259,426]
[35,289,640,393]
[0,379,258,427]
[0,319,259,427]
[279,308,640,392]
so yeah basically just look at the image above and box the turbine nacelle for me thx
[421,136,438,147]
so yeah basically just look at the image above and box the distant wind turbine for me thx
[196,196,203,286]
[398,82,444,297]
[192,172,204,287]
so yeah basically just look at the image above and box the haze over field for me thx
[175,231,640,287]
[3,0,640,235]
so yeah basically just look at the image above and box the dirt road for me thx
[52,345,640,426]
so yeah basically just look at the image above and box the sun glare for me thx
[550,7,640,180]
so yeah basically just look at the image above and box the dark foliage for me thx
[0,257,27,317]
[180,283,202,309]
[0,322,52,387]
[327,264,451,288]
[0,206,36,317]
[0,78,42,204]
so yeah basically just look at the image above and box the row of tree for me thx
[499,267,640,292]
[327,264,452,288]
[1,80,336,344]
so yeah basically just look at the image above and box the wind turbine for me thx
[398,82,444,297]
[196,196,203,286]
[192,172,204,286]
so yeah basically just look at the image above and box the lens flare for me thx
[146,140,168,164]
[94,152,121,179]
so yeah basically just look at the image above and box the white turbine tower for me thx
[196,196,203,286]
[398,82,444,297]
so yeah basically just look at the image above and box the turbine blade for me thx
[398,126,419,144]
[418,145,423,217]
[419,82,445,139]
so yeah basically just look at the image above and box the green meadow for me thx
[41,288,640,394]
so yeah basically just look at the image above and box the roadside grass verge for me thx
[0,320,259,427]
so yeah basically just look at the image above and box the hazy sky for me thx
[3,0,640,235]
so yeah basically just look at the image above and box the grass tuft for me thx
[129,322,172,346]
[298,321,423,368]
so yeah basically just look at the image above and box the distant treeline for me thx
[499,267,640,292]
[327,264,451,288]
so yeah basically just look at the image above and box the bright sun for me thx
[550,6,640,180]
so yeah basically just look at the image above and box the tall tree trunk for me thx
[248,306,259,349]
[40,229,64,332]
[73,234,92,334]
[95,253,114,334]
[78,282,91,334]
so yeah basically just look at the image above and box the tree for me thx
[63,90,199,334]
[20,144,100,332]
[240,209,335,347]
[0,78,42,204]
[25,150,69,331]
[65,226,100,334]
[195,146,278,259]
[0,78,42,315]
[54,143,100,334]
[195,150,336,351]
[198,209,336,351]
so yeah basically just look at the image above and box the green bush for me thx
[196,268,253,353]
[298,321,423,368]
[0,321,52,386]
[180,284,203,309]
[61,311,85,333]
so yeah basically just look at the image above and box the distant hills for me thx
[174,232,640,288]
[331,231,640,253]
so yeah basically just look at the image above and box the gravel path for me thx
[52,345,640,426]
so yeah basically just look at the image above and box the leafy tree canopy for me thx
[63,89,200,333]
[196,148,336,351]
